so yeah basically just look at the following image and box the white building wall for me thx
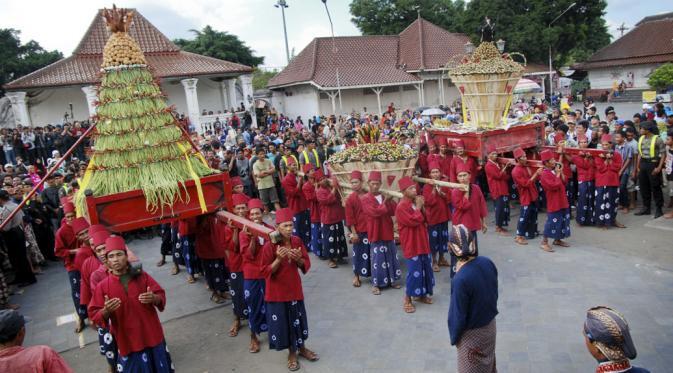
[587,64,661,90]
[26,86,90,126]
[275,85,320,120]
[160,80,188,116]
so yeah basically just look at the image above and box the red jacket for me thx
[54,224,77,271]
[178,218,197,236]
[485,160,510,198]
[395,198,431,259]
[511,164,539,206]
[361,193,397,242]
[195,217,227,260]
[79,255,102,306]
[281,172,308,214]
[417,153,430,178]
[89,271,166,357]
[73,244,93,272]
[261,236,310,302]
[422,183,451,225]
[572,155,595,182]
[344,191,368,233]
[594,152,622,187]
[428,153,453,179]
[316,186,345,224]
[240,222,273,280]
[451,184,488,232]
[224,225,243,273]
[89,266,108,294]
[302,182,321,223]
[540,168,569,213]
[450,156,479,183]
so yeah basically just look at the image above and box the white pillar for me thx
[219,80,228,111]
[226,78,237,111]
[439,75,446,105]
[5,91,31,127]
[181,78,201,133]
[371,87,383,117]
[239,74,257,128]
[414,84,423,107]
[81,85,98,118]
[325,91,338,114]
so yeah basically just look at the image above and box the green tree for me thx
[252,68,278,90]
[174,26,264,67]
[0,29,63,94]
[349,0,611,67]
[647,63,673,91]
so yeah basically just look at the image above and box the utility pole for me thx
[275,0,290,64]
[548,2,576,99]
[321,0,342,113]
[617,22,629,37]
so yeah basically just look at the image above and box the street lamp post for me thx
[548,2,576,100]
[275,0,290,65]
[321,0,342,113]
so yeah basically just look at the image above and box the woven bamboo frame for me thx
[450,72,521,130]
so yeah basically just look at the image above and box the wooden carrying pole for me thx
[412,176,468,191]
[216,210,274,241]
[336,181,403,199]
[496,157,543,168]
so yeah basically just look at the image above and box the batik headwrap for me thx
[584,306,637,362]
[448,224,476,258]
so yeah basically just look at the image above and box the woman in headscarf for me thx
[584,306,649,372]
[447,224,498,373]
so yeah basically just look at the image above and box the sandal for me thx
[418,296,433,304]
[514,237,528,245]
[156,258,166,267]
[403,302,416,313]
[352,277,361,288]
[249,339,260,353]
[540,243,554,252]
[553,240,570,247]
[432,264,440,272]
[187,276,196,284]
[170,267,180,275]
[288,359,300,371]
[210,293,225,304]
[299,348,320,361]
[371,287,381,295]
[328,260,337,269]
[229,321,240,337]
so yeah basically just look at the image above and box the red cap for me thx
[63,202,76,214]
[486,143,497,154]
[302,163,314,174]
[513,148,526,159]
[88,224,107,236]
[91,230,111,247]
[428,161,441,171]
[540,149,555,162]
[71,217,90,235]
[426,138,435,147]
[455,163,472,175]
[350,170,363,181]
[286,156,297,166]
[600,134,612,143]
[247,198,264,211]
[577,134,588,142]
[436,137,448,147]
[453,139,465,149]
[398,176,415,192]
[104,236,126,255]
[230,176,243,187]
[314,169,325,181]
[232,193,248,207]
[368,171,382,182]
[275,208,294,224]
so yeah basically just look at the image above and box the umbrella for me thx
[421,108,446,116]
[514,78,542,94]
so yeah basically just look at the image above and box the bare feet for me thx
[187,275,196,284]
[613,221,626,228]
[514,236,528,245]
[170,266,180,275]
[229,319,240,337]
[403,300,416,313]
[418,296,433,304]
[328,260,337,268]
[352,276,361,288]
[540,242,554,252]
[249,336,260,353]
[438,257,450,267]
[74,318,86,333]
[432,263,440,272]
[391,283,402,289]
[553,239,570,247]
[298,346,319,361]
[156,258,166,267]
[372,287,381,295]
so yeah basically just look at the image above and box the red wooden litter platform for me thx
[427,121,545,158]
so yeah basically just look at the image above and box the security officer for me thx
[634,121,666,218]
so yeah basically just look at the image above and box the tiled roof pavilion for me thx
[4,9,253,90]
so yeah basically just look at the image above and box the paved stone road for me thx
[12,209,673,373]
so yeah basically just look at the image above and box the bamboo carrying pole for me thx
[336,181,403,199]
[411,176,468,191]
[0,123,98,231]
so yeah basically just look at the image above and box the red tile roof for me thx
[4,9,252,90]
[575,13,673,70]
[268,17,469,89]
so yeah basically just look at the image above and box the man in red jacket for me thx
[594,134,626,229]
[361,171,401,295]
[301,165,322,256]
[316,175,347,268]
[427,137,452,179]
[450,140,478,183]
[422,161,451,272]
[511,148,542,245]
[281,158,310,248]
[539,150,571,252]
[395,176,434,313]
[195,214,229,304]
[88,236,174,372]
[344,171,371,287]
[572,135,597,226]
[227,193,250,338]
[484,144,511,235]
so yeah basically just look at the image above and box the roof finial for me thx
[103,4,135,33]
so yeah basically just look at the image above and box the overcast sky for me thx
[1,0,669,69]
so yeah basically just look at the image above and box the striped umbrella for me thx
[514,78,542,94]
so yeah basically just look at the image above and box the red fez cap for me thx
[428,161,441,171]
[230,176,243,187]
[104,236,126,255]
[302,163,314,175]
[456,163,472,175]
[513,148,526,159]
[453,139,465,148]
[350,170,363,181]
[92,230,111,247]
[286,156,297,166]
[275,208,294,224]
[232,193,248,207]
[540,149,554,162]
[314,169,325,181]
[486,143,497,154]
[247,198,264,211]
[88,224,107,236]
[71,217,90,235]
[600,134,612,143]
[63,202,76,214]
[368,171,382,182]
[436,137,448,146]
[398,176,415,192]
